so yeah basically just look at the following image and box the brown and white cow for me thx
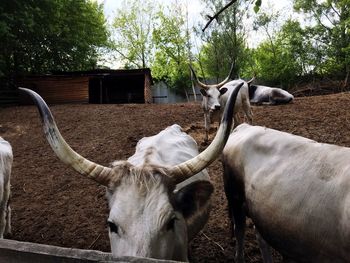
[190,66,253,141]
[0,137,12,238]
[222,123,350,263]
[19,83,242,261]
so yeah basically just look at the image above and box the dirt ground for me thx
[1,92,350,262]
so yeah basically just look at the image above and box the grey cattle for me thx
[249,85,294,105]
[190,66,253,141]
[20,83,242,261]
[0,137,12,238]
[222,123,350,263]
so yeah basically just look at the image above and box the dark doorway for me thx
[89,75,145,104]
[89,77,103,103]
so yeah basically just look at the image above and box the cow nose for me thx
[214,105,221,110]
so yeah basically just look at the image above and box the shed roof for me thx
[50,68,153,83]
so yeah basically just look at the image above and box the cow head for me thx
[105,162,213,260]
[19,85,241,261]
[200,87,228,112]
[189,65,233,113]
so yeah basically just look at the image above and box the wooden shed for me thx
[16,69,153,104]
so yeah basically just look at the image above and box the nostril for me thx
[215,105,221,110]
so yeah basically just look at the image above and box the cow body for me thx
[190,66,253,141]
[219,80,253,125]
[200,79,253,141]
[20,84,242,261]
[0,137,12,238]
[249,85,294,105]
[222,123,350,262]
[127,124,209,190]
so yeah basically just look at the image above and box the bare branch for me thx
[201,232,225,251]
[202,0,238,32]
[113,48,142,68]
[330,2,340,18]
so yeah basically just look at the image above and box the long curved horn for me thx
[190,65,231,90]
[247,76,255,85]
[18,87,114,187]
[170,82,244,183]
[226,60,235,80]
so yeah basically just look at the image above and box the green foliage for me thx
[293,0,350,77]
[151,3,191,92]
[196,0,251,80]
[112,1,191,92]
[252,19,316,87]
[253,40,302,86]
[254,0,262,13]
[0,0,110,80]
[199,33,251,79]
[251,0,350,87]
[113,0,156,68]
[106,0,350,91]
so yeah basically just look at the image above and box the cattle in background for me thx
[0,137,12,238]
[249,84,294,105]
[222,123,350,263]
[19,83,242,261]
[190,66,253,141]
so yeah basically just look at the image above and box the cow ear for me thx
[200,89,208,96]
[220,87,228,95]
[173,181,213,234]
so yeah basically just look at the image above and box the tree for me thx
[196,0,251,81]
[252,20,308,87]
[277,20,315,76]
[111,1,193,93]
[198,32,250,81]
[112,0,156,69]
[293,0,350,78]
[152,2,192,92]
[202,0,263,31]
[0,0,110,83]
[253,11,280,68]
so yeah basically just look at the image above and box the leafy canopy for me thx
[0,0,110,79]
[112,0,156,69]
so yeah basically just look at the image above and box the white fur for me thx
[201,80,253,141]
[127,124,210,187]
[0,137,12,238]
[107,125,211,261]
[107,177,188,260]
[250,85,294,105]
[222,124,350,262]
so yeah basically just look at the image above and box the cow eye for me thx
[166,217,176,231]
[108,221,119,235]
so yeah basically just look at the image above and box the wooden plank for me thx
[0,239,183,263]
[17,76,89,104]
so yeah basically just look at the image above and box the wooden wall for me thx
[17,76,89,104]
[16,69,153,105]
[144,73,152,104]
